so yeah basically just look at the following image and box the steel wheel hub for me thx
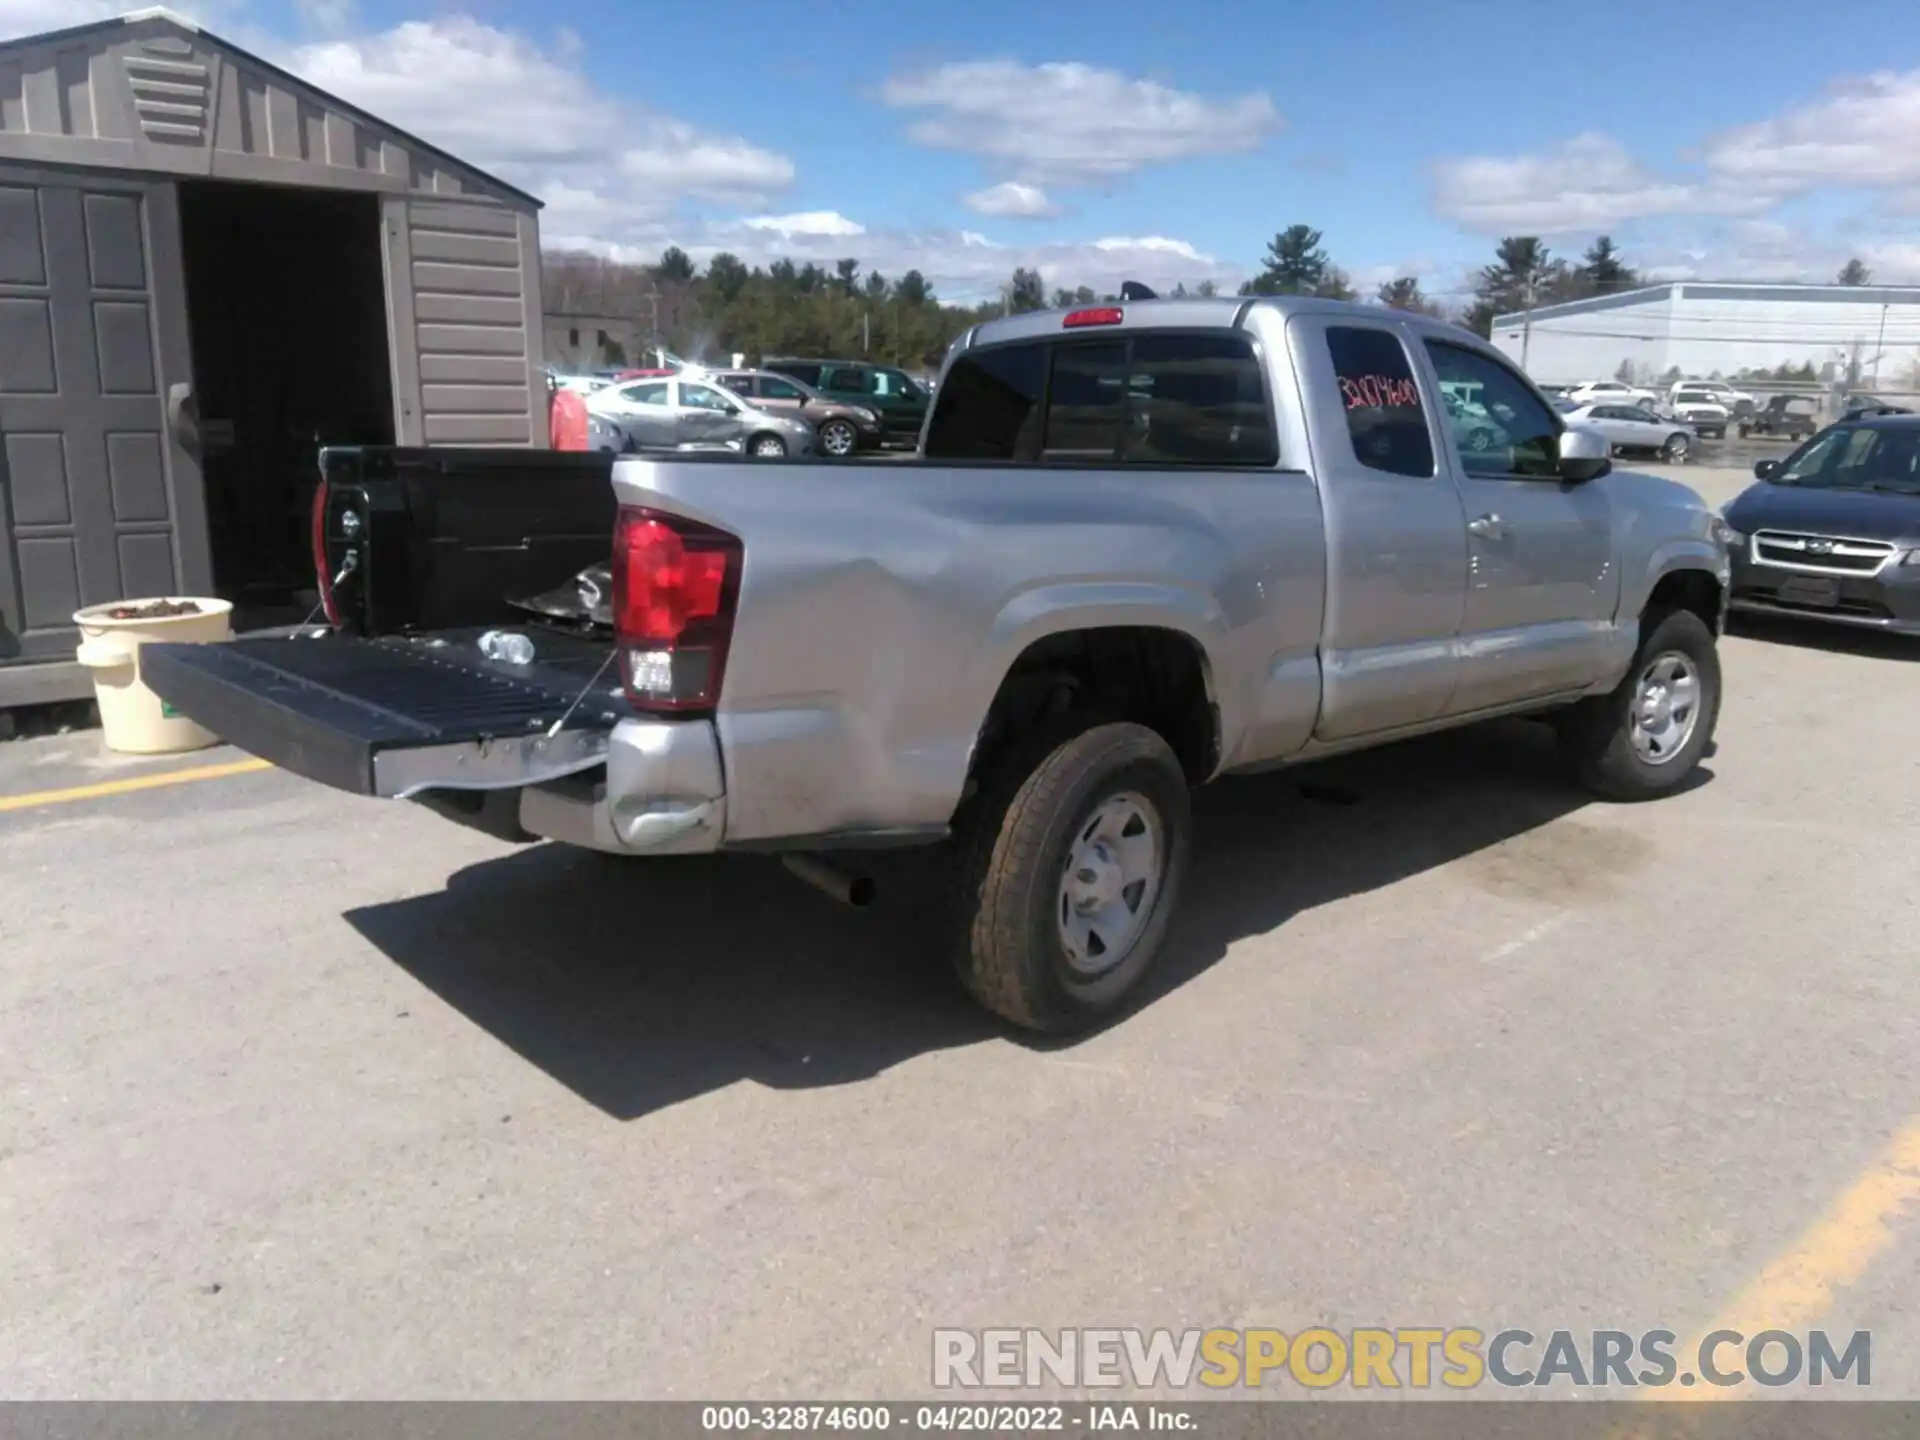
[1057,792,1162,978]
[1629,651,1701,765]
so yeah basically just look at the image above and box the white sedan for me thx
[1565,379,1660,408]
[1562,402,1698,461]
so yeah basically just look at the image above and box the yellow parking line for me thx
[1654,1113,1920,1405]
[0,756,273,813]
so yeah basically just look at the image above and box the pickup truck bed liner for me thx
[141,630,625,796]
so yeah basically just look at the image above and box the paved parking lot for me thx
[3,465,1917,1401]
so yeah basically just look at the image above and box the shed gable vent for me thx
[123,42,210,145]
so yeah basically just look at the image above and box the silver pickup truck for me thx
[143,295,1732,1034]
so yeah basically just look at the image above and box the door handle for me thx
[1467,513,1506,539]
[166,381,201,460]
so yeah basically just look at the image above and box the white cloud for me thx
[286,18,793,245]
[1090,235,1203,260]
[554,222,1242,305]
[741,211,867,238]
[1431,133,1760,234]
[1700,69,1920,197]
[880,60,1278,188]
[963,182,1059,218]
[1627,220,1920,286]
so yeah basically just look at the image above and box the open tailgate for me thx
[141,631,628,798]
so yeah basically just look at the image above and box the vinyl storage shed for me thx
[0,7,547,707]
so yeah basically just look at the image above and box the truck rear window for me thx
[924,332,1278,466]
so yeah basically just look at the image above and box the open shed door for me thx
[0,167,206,672]
[381,195,545,449]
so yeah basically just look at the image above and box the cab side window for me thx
[1325,326,1433,478]
[1423,342,1560,478]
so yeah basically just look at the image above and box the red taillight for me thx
[310,480,340,626]
[610,506,743,712]
[1063,306,1124,328]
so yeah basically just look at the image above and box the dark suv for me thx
[1723,414,1920,634]
[762,358,929,447]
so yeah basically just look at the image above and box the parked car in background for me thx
[1668,379,1755,416]
[1722,414,1920,634]
[586,374,816,457]
[762,358,929,447]
[1669,386,1732,439]
[713,369,884,457]
[1567,379,1659,408]
[1738,394,1822,440]
[1563,402,1698,460]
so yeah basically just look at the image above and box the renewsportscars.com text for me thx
[932,1327,1871,1391]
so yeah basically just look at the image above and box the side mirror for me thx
[1754,459,1777,479]
[1557,425,1611,483]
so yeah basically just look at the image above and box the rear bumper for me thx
[517,718,726,854]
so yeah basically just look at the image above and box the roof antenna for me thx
[1119,281,1157,301]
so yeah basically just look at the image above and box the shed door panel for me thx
[0,172,197,665]
[384,195,541,449]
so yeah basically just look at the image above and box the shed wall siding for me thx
[393,197,539,446]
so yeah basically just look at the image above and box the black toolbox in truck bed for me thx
[141,629,627,797]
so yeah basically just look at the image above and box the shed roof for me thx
[0,7,539,209]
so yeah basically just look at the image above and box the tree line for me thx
[542,228,1882,371]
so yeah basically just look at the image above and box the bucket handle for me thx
[76,635,138,671]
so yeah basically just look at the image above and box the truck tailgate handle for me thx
[1467,513,1506,539]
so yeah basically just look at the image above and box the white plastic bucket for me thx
[72,597,234,755]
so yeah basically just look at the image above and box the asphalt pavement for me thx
[2,464,1916,1403]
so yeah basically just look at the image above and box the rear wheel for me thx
[1662,432,1691,461]
[950,719,1191,1034]
[818,419,859,457]
[748,433,787,458]
[1556,608,1720,801]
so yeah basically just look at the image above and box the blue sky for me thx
[10,0,1920,302]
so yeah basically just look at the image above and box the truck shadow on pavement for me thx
[344,717,1709,1122]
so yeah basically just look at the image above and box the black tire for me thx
[747,433,787,458]
[950,718,1191,1034]
[1737,423,1751,438]
[818,419,859,457]
[1556,608,1720,801]
[1662,432,1691,461]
